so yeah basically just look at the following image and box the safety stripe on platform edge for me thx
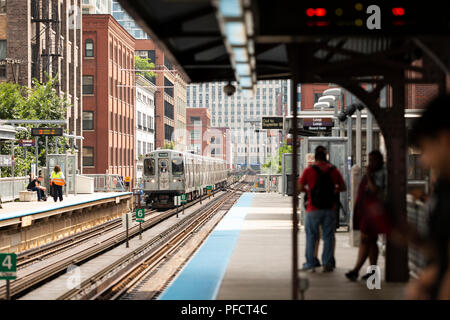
[159,192,254,300]
[0,192,133,221]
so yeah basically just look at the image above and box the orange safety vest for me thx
[50,171,65,186]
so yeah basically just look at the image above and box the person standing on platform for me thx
[345,150,388,281]
[50,165,65,202]
[298,146,347,272]
[403,95,450,299]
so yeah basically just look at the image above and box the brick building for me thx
[135,39,188,150]
[186,107,211,156]
[0,0,83,165]
[82,14,135,181]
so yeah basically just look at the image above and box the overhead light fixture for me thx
[245,11,254,36]
[232,47,248,62]
[218,0,243,17]
[236,63,251,77]
[225,22,247,46]
[215,0,256,91]
[240,76,252,87]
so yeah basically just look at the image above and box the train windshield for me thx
[144,158,155,176]
[172,159,184,175]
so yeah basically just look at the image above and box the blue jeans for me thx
[304,209,336,268]
[30,187,44,201]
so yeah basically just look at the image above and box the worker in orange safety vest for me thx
[50,165,65,202]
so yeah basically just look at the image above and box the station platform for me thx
[159,192,408,300]
[0,192,132,253]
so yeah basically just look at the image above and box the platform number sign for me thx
[181,194,187,204]
[0,253,17,280]
[135,208,145,223]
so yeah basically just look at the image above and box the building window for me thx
[137,111,142,129]
[164,77,174,97]
[0,0,5,13]
[0,40,6,78]
[83,147,94,167]
[313,93,321,103]
[165,124,174,141]
[82,111,94,130]
[85,39,94,57]
[83,75,94,94]
[164,100,174,120]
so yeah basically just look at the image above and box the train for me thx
[143,149,229,208]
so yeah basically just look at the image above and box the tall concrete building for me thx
[82,14,135,181]
[186,80,290,168]
[81,0,112,14]
[111,0,149,39]
[0,0,83,166]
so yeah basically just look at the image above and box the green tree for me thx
[135,55,156,82]
[163,141,175,150]
[262,143,292,174]
[0,76,70,177]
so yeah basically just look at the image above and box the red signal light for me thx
[315,8,327,17]
[306,8,315,17]
[392,7,405,16]
[306,8,327,17]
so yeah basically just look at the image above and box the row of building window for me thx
[137,140,153,157]
[137,111,154,131]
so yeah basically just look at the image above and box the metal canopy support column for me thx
[384,81,409,282]
[287,46,300,300]
[356,109,362,167]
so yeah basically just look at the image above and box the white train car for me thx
[143,149,228,208]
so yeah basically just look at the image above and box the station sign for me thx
[0,253,17,280]
[302,118,333,132]
[180,194,187,204]
[19,139,35,147]
[206,185,213,191]
[135,208,145,223]
[31,128,63,136]
[262,117,283,130]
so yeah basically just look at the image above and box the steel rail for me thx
[0,180,237,300]
[57,181,249,300]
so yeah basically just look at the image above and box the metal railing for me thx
[83,174,127,192]
[407,194,428,276]
[0,176,30,202]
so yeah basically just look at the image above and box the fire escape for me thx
[30,0,62,89]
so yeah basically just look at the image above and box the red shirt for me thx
[299,162,345,213]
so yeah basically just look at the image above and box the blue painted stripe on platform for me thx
[0,192,132,221]
[159,192,254,300]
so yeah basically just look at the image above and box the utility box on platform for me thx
[75,175,94,194]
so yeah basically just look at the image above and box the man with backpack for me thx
[298,145,347,272]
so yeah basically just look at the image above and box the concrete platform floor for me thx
[0,192,131,220]
[216,193,408,300]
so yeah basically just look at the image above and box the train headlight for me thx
[151,179,155,183]
[173,179,177,183]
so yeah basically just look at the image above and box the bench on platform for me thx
[19,190,37,202]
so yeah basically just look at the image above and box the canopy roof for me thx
[118,0,450,86]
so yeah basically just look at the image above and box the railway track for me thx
[0,177,246,300]
[59,178,252,300]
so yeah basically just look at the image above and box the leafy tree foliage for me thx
[0,76,70,177]
[262,143,292,174]
[135,55,156,83]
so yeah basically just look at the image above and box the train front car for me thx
[143,149,229,209]
[143,150,185,209]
